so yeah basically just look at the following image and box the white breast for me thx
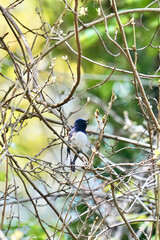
[71,131,88,150]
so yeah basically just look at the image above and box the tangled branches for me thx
[0,0,160,239]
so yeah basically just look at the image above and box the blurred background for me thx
[0,0,160,239]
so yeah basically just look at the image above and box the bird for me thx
[67,118,88,172]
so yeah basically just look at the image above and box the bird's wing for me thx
[67,128,75,154]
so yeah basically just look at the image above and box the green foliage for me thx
[0,171,6,182]
[26,223,47,240]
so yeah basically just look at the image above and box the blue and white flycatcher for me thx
[67,119,88,172]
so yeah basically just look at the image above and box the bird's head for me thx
[74,118,88,132]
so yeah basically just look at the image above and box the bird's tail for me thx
[71,154,77,172]
[71,162,75,172]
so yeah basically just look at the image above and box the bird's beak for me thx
[85,119,89,124]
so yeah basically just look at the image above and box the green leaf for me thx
[0,172,6,182]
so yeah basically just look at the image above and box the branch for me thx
[111,0,159,130]
[111,183,139,240]
[0,5,38,90]
[10,155,77,239]
[39,0,82,109]
[40,8,160,60]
